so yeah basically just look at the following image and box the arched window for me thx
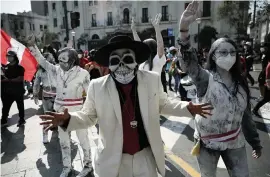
[123,8,129,24]
[92,34,100,40]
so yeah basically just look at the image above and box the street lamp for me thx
[71,31,76,49]
[196,18,202,51]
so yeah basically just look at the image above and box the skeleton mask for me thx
[109,49,137,84]
[58,50,76,71]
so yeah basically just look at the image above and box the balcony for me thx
[92,22,97,27]
[141,17,149,23]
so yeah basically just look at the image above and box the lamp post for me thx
[71,31,76,49]
[196,18,202,51]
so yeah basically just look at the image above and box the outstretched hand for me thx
[40,108,71,131]
[151,13,162,29]
[180,0,201,30]
[187,102,213,118]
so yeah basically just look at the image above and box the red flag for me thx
[1,30,38,81]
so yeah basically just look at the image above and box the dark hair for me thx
[143,38,157,71]
[58,47,79,66]
[43,45,58,63]
[7,51,19,64]
[206,38,250,105]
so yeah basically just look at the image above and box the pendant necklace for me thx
[118,84,137,128]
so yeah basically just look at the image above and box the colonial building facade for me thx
[45,1,246,49]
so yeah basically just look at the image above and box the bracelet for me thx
[180,29,189,33]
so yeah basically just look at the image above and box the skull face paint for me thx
[213,42,236,71]
[58,51,74,71]
[109,49,137,84]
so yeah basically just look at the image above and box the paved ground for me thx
[1,63,269,177]
[0,96,185,177]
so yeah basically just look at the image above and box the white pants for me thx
[58,127,92,168]
[118,147,158,177]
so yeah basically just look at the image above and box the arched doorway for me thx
[123,8,129,24]
[92,34,100,40]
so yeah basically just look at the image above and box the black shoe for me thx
[169,87,174,91]
[1,119,8,127]
[252,110,263,118]
[17,119,26,127]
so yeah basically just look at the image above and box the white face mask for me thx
[58,51,74,71]
[215,55,236,71]
[109,49,137,84]
[214,42,237,71]
[78,54,83,58]
[260,48,265,53]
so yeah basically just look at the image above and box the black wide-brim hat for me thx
[94,35,151,67]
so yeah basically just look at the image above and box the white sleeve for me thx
[152,54,166,75]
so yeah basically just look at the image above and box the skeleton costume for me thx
[29,46,93,177]
[33,52,57,143]
[63,35,198,177]
[178,33,262,176]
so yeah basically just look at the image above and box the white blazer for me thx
[67,70,193,177]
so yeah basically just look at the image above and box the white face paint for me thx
[109,49,137,84]
[260,48,265,53]
[78,54,83,58]
[214,42,236,71]
[58,51,71,71]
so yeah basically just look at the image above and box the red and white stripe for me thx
[201,127,241,142]
[1,30,38,81]
[43,90,57,96]
[55,98,84,106]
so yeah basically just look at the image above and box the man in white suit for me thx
[40,35,212,177]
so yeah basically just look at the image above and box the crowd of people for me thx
[1,1,270,177]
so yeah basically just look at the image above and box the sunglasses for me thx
[109,53,135,66]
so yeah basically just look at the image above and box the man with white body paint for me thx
[33,52,57,144]
[38,35,213,177]
[27,36,94,177]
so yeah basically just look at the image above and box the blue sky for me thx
[1,0,31,14]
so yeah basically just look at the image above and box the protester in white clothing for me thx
[39,35,213,177]
[131,14,166,74]
[33,52,57,144]
[178,1,261,177]
[27,35,94,177]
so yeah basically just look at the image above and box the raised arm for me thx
[33,69,41,96]
[26,35,56,73]
[131,17,141,42]
[178,0,209,97]
[152,14,164,58]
